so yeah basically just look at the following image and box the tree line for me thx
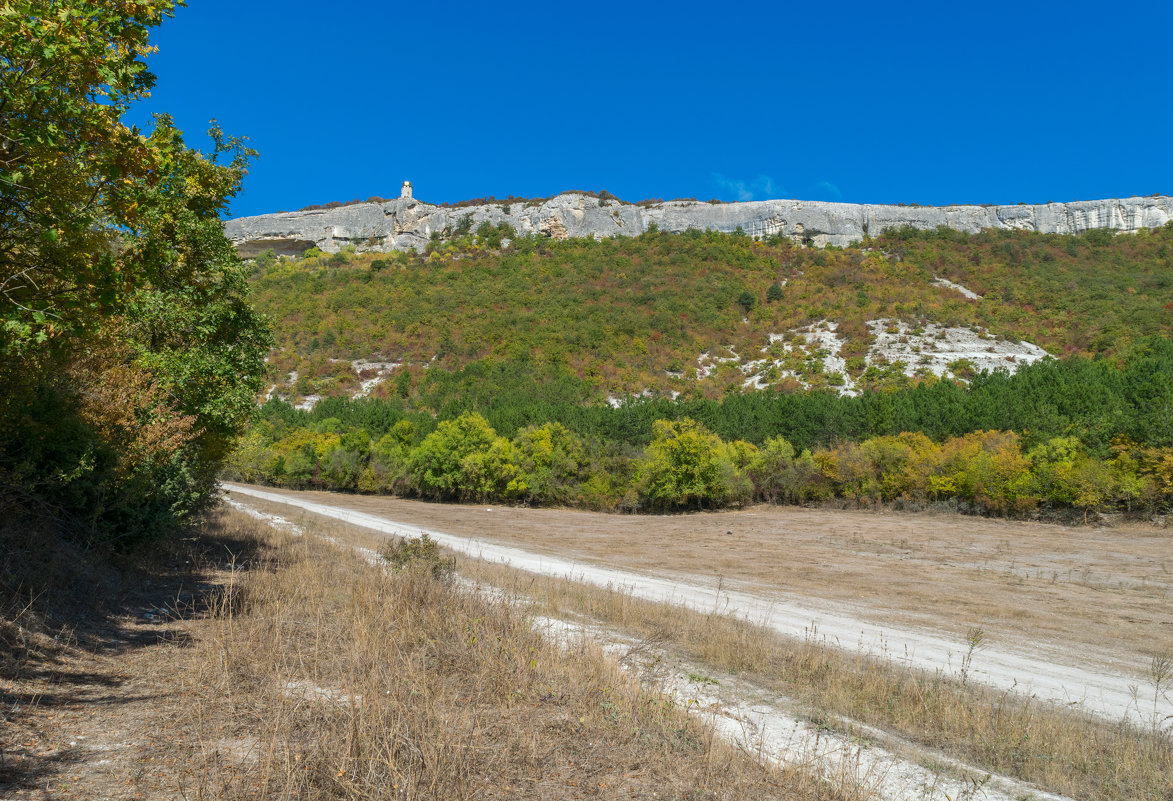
[226,411,1173,519]
[227,336,1173,518]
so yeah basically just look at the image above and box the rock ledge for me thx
[225,193,1173,256]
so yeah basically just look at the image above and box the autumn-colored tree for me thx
[1,1,270,545]
[2,1,177,359]
[507,422,588,505]
[945,431,1035,514]
[636,418,748,509]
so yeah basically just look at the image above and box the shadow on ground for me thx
[0,510,267,795]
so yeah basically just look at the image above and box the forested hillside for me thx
[251,222,1173,405]
[233,222,1173,518]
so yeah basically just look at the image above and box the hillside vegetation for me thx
[251,222,1173,404]
[233,224,1173,518]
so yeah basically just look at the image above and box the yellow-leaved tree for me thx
[0,1,271,547]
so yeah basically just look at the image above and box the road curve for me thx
[222,483,1171,727]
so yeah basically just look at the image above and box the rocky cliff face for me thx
[225,193,1173,257]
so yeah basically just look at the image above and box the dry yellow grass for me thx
[244,500,1173,801]
[180,508,852,800]
[4,507,868,800]
[231,487,1173,674]
[463,559,1173,801]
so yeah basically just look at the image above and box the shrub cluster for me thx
[226,411,1173,518]
[1,3,270,548]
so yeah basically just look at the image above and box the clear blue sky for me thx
[130,0,1173,219]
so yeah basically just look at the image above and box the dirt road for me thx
[223,483,1173,727]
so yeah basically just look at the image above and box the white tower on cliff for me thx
[400,180,412,199]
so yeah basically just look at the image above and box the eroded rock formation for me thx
[225,193,1173,256]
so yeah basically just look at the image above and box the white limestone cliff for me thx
[225,193,1173,257]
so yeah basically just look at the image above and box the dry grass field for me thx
[228,487,1173,801]
[228,487,1172,674]
[1,508,845,800]
[6,487,1169,800]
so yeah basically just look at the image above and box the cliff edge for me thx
[225,193,1173,257]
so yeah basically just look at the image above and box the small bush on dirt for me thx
[380,533,456,580]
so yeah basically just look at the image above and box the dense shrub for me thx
[226,407,1173,517]
[1,3,270,548]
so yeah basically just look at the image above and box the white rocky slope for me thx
[225,192,1173,256]
[703,317,1049,397]
[270,313,1049,407]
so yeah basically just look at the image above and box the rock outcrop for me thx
[225,193,1173,257]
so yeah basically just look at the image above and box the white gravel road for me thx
[223,483,1172,728]
[536,615,1079,801]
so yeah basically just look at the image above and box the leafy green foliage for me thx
[636,418,752,509]
[255,334,1173,454]
[508,422,590,505]
[408,413,514,502]
[1,1,178,358]
[226,336,1173,518]
[252,223,1173,407]
[746,436,822,504]
[0,1,270,547]
[227,405,1173,517]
